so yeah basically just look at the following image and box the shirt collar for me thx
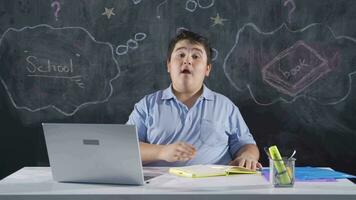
[161,85,175,100]
[161,84,214,101]
[201,85,214,101]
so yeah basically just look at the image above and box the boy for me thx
[127,30,261,170]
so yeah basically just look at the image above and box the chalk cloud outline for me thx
[0,24,120,116]
[223,23,356,105]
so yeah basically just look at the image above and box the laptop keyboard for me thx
[144,175,156,181]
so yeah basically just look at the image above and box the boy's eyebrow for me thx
[174,47,187,52]
[174,47,204,53]
[192,48,203,53]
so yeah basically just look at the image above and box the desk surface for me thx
[0,167,355,200]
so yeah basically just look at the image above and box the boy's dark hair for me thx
[167,30,213,65]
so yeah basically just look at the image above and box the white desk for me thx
[0,167,355,200]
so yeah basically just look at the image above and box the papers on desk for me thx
[169,165,258,178]
[262,167,356,182]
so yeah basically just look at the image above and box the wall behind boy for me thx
[0,0,356,178]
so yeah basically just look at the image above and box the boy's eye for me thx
[179,53,185,58]
[192,54,200,59]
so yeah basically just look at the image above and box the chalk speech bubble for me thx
[0,24,120,115]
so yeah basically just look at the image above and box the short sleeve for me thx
[126,97,148,142]
[228,106,256,156]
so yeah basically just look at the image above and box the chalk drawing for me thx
[283,0,296,24]
[115,32,147,56]
[262,40,330,97]
[176,27,189,34]
[210,13,228,26]
[156,0,167,19]
[102,7,115,19]
[223,23,356,105]
[24,53,85,88]
[134,32,147,41]
[51,0,61,21]
[132,0,142,5]
[197,0,215,9]
[212,48,218,61]
[185,0,214,12]
[0,24,120,116]
[185,0,198,12]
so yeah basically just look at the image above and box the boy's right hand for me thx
[158,142,196,162]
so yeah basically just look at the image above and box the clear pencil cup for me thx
[269,157,296,187]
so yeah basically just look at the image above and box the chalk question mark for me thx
[283,0,295,23]
[51,1,61,21]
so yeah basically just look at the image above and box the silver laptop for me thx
[42,123,149,185]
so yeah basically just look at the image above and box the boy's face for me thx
[167,39,211,93]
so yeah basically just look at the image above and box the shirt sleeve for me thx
[228,106,256,156]
[126,97,148,142]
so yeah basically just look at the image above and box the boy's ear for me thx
[205,64,212,77]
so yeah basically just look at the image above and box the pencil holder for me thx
[269,157,296,187]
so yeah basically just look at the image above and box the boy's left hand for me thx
[229,155,262,171]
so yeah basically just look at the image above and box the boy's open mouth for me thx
[181,69,191,74]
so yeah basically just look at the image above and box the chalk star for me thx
[102,7,115,19]
[210,13,228,26]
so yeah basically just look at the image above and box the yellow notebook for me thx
[169,164,258,178]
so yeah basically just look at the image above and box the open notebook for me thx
[169,165,258,178]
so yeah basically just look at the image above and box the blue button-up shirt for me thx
[126,85,256,166]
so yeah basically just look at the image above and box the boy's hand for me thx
[229,155,262,171]
[158,142,196,162]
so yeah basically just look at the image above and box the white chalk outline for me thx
[210,13,228,27]
[185,0,198,12]
[134,32,147,41]
[102,7,116,20]
[127,39,139,49]
[156,0,167,19]
[185,0,214,12]
[51,1,61,21]
[262,40,330,97]
[132,0,142,5]
[284,0,296,24]
[116,45,129,55]
[223,22,356,106]
[197,0,214,9]
[0,24,120,116]
[176,27,189,34]
[115,32,147,56]
[211,48,218,61]
[26,74,85,88]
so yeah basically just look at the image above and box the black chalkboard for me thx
[1,0,356,179]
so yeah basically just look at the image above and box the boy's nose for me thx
[183,57,192,65]
[183,60,191,65]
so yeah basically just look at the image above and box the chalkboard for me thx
[1,0,356,179]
